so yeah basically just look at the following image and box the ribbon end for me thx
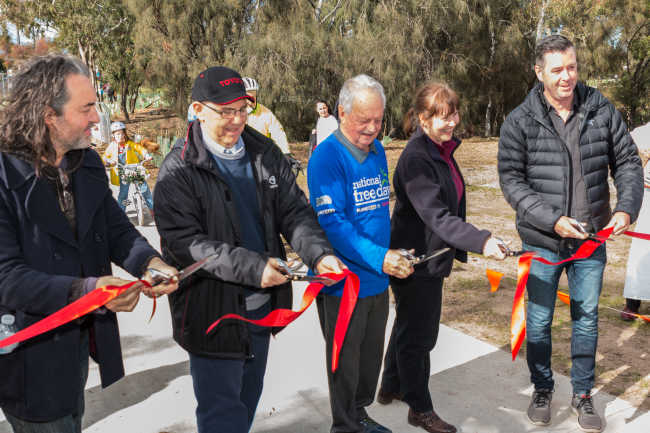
[147,298,157,323]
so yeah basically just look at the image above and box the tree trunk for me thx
[536,0,551,42]
[314,0,324,21]
[484,96,493,138]
[129,80,143,114]
[78,39,97,90]
[483,2,496,138]
[121,79,130,121]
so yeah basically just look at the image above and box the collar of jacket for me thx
[0,148,104,190]
[411,126,461,162]
[1,149,108,247]
[525,81,606,124]
[181,120,272,171]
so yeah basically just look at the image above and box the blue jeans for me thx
[117,181,153,211]
[1,331,89,433]
[523,242,606,395]
[188,303,271,433]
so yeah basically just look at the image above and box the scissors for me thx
[569,222,612,243]
[147,252,219,284]
[398,248,450,266]
[493,238,528,257]
[276,259,337,285]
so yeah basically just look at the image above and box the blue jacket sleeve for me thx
[307,150,388,275]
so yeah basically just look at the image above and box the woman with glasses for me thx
[376,82,506,433]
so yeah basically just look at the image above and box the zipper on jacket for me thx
[532,116,573,218]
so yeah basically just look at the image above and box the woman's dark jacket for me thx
[498,82,643,252]
[0,149,158,421]
[154,122,333,358]
[390,127,491,280]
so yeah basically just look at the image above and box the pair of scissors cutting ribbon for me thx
[398,247,450,265]
[276,259,336,285]
[493,238,528,257]
[147,252,219,285]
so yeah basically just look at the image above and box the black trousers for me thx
[317,290,389,433]
[380,276,444,413]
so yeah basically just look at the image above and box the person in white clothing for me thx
[314,100,339,147]
[621,122,650,320]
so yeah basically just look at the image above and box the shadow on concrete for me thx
[119,335,178,359]
[155,420,196,433]
[253,387,331,433]
[253,347,640,433]
[82,360,189,430]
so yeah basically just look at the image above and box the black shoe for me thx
[359,416,392,433]
[527,388,553,426]
[571,394,602,432]
[376,388,403,405]
[408,408,457,433]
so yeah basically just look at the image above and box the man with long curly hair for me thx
[0,54,178,433]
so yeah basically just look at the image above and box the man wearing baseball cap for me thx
[153,66,346,432]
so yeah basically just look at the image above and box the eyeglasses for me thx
[201,103,248,119]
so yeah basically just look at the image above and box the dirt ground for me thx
[124,110,650,412]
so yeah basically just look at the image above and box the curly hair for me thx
[0,54,90,174]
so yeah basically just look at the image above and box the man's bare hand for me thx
[100,276,142,312]
[260,258,290,288]
[554,216,589,239]
[141,257,179,298]
[382,249,414,279]
[315,255,347,275]
[604,211,630,236]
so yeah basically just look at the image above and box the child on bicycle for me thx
[102,121,155,218]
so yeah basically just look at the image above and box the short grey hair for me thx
[338,74,386,114]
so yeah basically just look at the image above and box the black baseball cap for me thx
[191,66,254,105]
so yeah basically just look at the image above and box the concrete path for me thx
[1,222,648,433]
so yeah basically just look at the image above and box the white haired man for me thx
[308,74,414,433]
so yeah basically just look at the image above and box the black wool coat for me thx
[390,127,491,280]
[0,149,159,421]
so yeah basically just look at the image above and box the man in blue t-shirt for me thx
[308,74,414,433]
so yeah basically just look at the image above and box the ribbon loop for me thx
[206,269,360,372]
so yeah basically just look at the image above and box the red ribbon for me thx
[0,280,149,350]
[206,269,360,372]
[507,228,650,360]
[557,290,650,322]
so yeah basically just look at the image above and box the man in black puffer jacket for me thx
[154,67,345,433]
[498,35,642,433]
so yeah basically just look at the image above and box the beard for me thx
[62,135,92,152]
[54,123,94,154]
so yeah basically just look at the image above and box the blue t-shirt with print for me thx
[307,130,390,297]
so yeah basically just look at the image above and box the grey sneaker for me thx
[571,394,602,432]
[527,388,553,426]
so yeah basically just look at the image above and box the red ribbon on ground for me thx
[504,228,650,360]
[0,280,149,350]
[557,290,650,322]
[206,269,360,372]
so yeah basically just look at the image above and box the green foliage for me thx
[2,0,647,135]
[125,0,252,115]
